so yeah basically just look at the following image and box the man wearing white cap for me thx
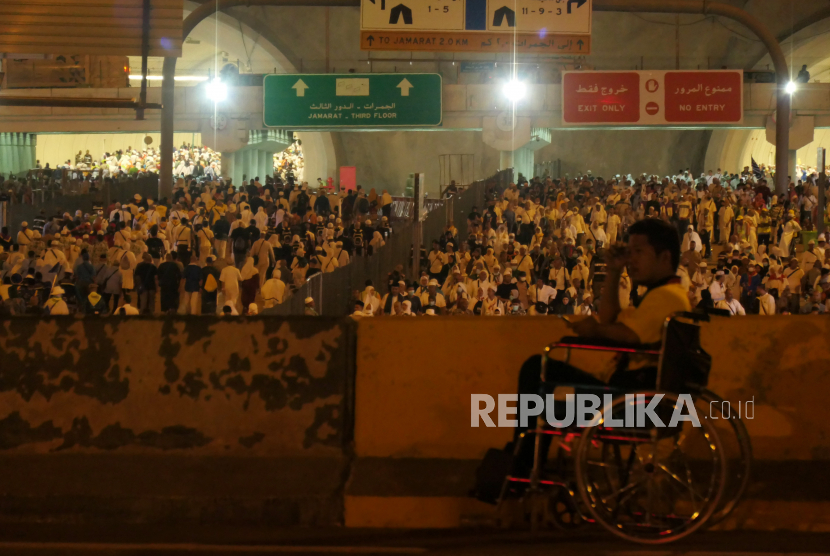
[420,278,446,314]
[708,270,726,303]
[17,222,33,247]
[756,283,776,315]
[304,296,318,316]
[43,286,69,315]
[800,240,820,273]
[817,234,827,261]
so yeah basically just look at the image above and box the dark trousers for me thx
[699,230,711,258]
[758,233,771,247]
[789,293,802,314]
[677,219,690,238]
[102,293,120,314]
[513,355,657,475]
[160,288,179,313]
[201,291,218,315]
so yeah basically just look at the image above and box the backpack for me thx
[119,251,131,270]
[204,272,218,293]
[234,236,247,252]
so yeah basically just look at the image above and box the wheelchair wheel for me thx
[574,392,727,544]
[696,389,753,526]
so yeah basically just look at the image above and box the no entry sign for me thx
[562,70,743,126]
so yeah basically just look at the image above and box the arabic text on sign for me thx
[673,85,734,96]
[575,84,630,95]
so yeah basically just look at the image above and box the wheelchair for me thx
[498,312,752,544]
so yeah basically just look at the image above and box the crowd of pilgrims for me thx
[3,142,305,205]
[0,176,396,317]
[351,169,830,318]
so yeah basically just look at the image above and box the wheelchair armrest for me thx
[547,336,662,355]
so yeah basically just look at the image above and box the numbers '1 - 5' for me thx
[427,5,450,12]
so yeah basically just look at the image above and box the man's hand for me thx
[605,242,628,274]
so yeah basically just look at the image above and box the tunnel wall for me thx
[536,129,713,179]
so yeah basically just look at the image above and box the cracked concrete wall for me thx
[0,317,354,456]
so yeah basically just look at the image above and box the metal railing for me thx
[274,222,415,316]
[1,174,160,234]
[273,168,513,316]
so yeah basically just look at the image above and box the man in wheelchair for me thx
[514,218,691,475]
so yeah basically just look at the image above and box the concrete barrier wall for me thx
[3,315,829,528]
[349,316,830,528]
[0,317,355,525]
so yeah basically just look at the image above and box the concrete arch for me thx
[182,1,339,184]
[705,12,830,176]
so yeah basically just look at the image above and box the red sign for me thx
[562,70,743,126]
[562,72,640,124]
[339,166,357,192]
[664,71,742,123]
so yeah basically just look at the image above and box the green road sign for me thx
[263,73,442,128]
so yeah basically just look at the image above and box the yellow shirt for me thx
[617,282,691,344]
[616,281,691,370]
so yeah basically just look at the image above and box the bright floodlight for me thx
[206,78,227,102]
[785,81,797,95]
[503,79,527,102]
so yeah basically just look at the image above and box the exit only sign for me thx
[561,70,743,126]
[262,73,443,128]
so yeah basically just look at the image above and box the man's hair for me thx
[627,218,681,270]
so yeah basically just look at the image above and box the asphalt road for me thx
[0,527,827,556]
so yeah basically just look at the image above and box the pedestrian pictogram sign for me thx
[360,0,591,52]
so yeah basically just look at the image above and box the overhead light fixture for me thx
[503,79,527,102]
[785,81,797,94]
[206,77,227,102]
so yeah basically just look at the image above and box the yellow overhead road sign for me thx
[0,0,183,57]
[360,0,591,52]
[360,31,590,54]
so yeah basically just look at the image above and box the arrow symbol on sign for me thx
[577,39,584,50]
[567,0,587,14]
[367,35,375,46]
[397,78,413,96]
[292,79,308,97]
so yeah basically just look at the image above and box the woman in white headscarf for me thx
[239,257,259,314]
[778,211,801,257]
[400,299,415,316]
[261,268,286,308]
[362,285,381,313]
[219,261,242,313]
[369,231,385,255]
[254,207,269,231]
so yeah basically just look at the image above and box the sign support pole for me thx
[413,173,421,277]
[819,148,826,236]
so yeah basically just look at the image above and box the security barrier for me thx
[2,314,828,529]
[0,316,355,525]
[349,315,830,529]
